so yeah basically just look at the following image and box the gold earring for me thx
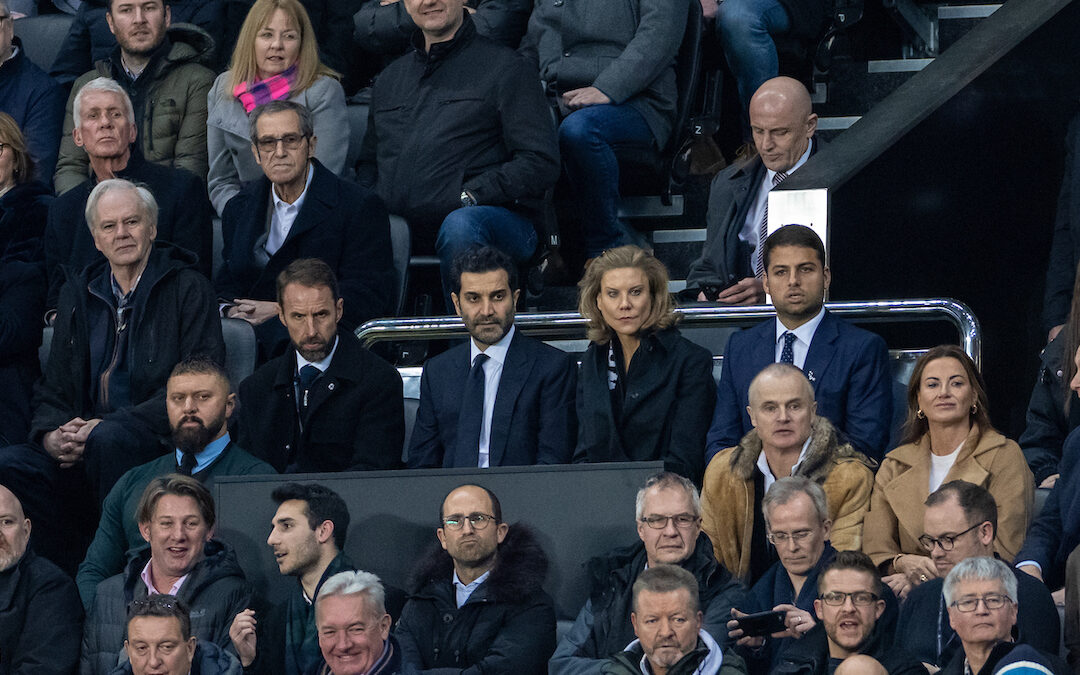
[971,403,978,415]
[916,409,925,420]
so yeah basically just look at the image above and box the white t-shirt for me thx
[929,441,964,492]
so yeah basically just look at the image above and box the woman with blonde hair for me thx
[573,245,715,482]
[206,0,348,216]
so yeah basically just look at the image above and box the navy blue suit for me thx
[1016,424,1080,589]
[407,330,577,467]
[705,310,892,462]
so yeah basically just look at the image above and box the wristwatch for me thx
[460,190,477,207]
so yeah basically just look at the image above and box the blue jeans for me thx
[436,206,538,311]
[717,0,792,112]
[559,104,654,258]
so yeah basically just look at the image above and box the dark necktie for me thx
[779,331,797,364]
[298,364,321,411]
[755,170,789,277]
[455,353,490,466]
[178,451,197,476]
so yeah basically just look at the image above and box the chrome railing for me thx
[356,298,981,367]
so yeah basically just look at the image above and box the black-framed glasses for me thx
[442,513,496,530]
[255,133,307,154]
[767,529,815,545]
[918,522,984,552]
[640,513,700,529]
[0,13,10,22]
[819,591,880,606]
[0,142,7,158]
[951,594,1012,612]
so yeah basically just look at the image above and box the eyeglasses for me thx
[918,522,984,552]
[767,529,815,545]
[255,133,307,154]
[0,143,7,157]
[640,513,700,530]
[819,591,880,607]
[0,14,10,22]
[442,513,497,530]
[951,594,1012,612]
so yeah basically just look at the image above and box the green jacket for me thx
[602,638,748,675]
[75,438,275,609]
[55,24,216,194]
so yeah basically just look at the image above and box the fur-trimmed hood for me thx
[408,523,549,601]
[724,415,877,482]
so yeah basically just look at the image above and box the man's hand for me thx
[714,277,765,305]
[698,0,718,19]
[227,299,280,326]
[883,572,912,601]
[727,608,764,648]
[561,87,611,110]
[1049,324,1065,342]
[773,603,815,639]
[1017,564,1043,582]
[1040,473,1060,489]
[230,610,258,667]
[896,553,938,586]
[1053,587,1066,606]
[43,418,98,468]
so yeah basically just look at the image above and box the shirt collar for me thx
[776,305,826,344]
[140,558,188,596]
[272,163,315,210]
[470,324,515,366]
[1,44,18,66]
[296,334,339,372]
[766,137,814,184]
[174,432,231,473]
[756,435,814,480]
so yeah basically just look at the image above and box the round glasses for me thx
[918,522,984,552]
[442,513,496,530]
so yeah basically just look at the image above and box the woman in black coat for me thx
[573,245,715,483]
[0,112,51,255]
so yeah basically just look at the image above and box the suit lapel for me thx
[803,311,839,390]
[487,336,530,466]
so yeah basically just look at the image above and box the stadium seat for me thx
[12,13,74,71]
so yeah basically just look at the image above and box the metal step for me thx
[938,4,1000,19]
[867,58,935,73]
[817,116,861,131]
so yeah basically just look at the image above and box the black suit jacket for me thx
[407,329,577,467]
[217,158,393,336]
[235,331,405,473]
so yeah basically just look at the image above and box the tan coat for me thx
[700,416,876,582]
[863,426,1034,569]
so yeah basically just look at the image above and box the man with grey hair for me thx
[701,363,875,584]
[216,100,392,357]
[44,77,212,310]
[551,472,745,675]
[604,565,748,674]
[0,177,222,574]
[942,557,1067,674]
[315,571,401,675]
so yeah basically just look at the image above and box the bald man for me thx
[700,364,876,584]
[687,77,819,305]
[0,484,84,674]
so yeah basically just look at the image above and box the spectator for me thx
[314,571,401,675]
[0,483,84,675]
[54,0,216,194]
[0,245,44,448]
[50,0,228,86]
[1020,261,1080,487]
[216,101,392,355]
[941,557,1068,674]
[45,78,212,308]
[353,0,530,58]
[520,0,685,259]
[687,77,822,305]
[357,0,558,309]
[772,551,924,674]
[207,0,347,217]
[231,483,404,675]
[235,259,404,472]
[864,345,1034,600]
[76,356,274,610]
[573,246,714,482]
[116,594,241,675]
[603,565,748,675]
[900,481,1059,671]
[1042,110,1080,341]
[395,484,556,673]
[704,224,892,463]
[81,475,251,675]
[408,246,576,468]
[724,478,890,671]
[224,0,354,77]
[0,112,52,253]
[0,1,64,182]
[701,366,875,584]
[0,178,223,575]
[551,472,745,675]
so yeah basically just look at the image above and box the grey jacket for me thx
[206,72,348,216]
[520,0,686,148]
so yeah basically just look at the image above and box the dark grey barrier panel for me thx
[213,462,663,620]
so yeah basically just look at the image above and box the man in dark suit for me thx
[408,246,576,468]
[217,99,392,358]
[686,77,820,304]
[235,258,404,474]
[704,224,892,462]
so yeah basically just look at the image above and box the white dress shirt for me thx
[774,306,826,369]
[469,325,515,468]
[739,140,815,251]
[756,436,813,494]
[453,569,491,608]
[265,164,315,256]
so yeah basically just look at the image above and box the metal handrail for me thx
[356,298,981,367]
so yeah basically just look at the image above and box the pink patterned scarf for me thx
[233,63,298,114]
